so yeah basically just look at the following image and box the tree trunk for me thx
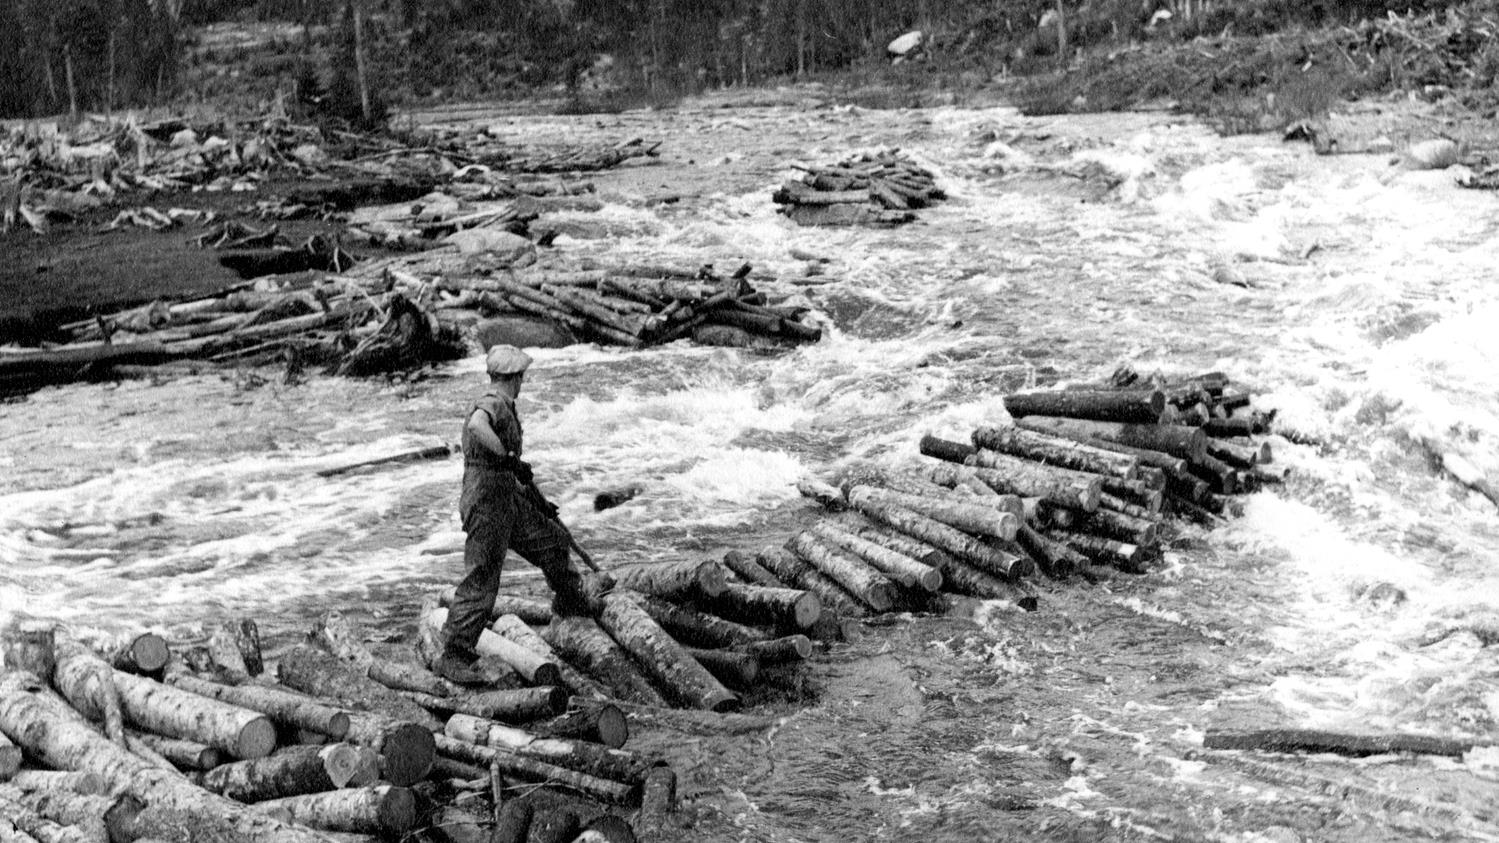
[1201,728,1476,758]
[109,633,171,679]
[0,730,21,782]
[0,788,98,843]
[445,714,658,784]
[433,735,637,806]
[540,618,666,707]
[785,532,899,610]
[752,548,868,618]
[254,785,414,837]
[720,550,785,588]
[0,786,112,842]
[489,615,610,701]
[845,490,1033,581]
[107,670,275,761]
[684,648,759,690]
[1205,437,1262,469]
[206,625,251,683]
[632,593,767,649]
[636,766,676,840]
[972,425,1139,479]
[313,611,456,697]
[807,520,941,592]
[0,672,335,843]
[702,582,824,630]
[275,645,440,730]
[1015,416,1207,462]
[1072,437,1190,475]
[402,687,566,723]
[438,587,556,626]
[741,635,813,664]
[964,451,1102,512]
[1042,528,1149,573]
[1098,492,1157,521]
[5,771,105,795]
[1002,388,1164,423]
[341,713,435,788]
[596,592,740,713]
[535,699,629,749]
[164,675,350,740]
[421,608,561,687]
[0,621,56,679]
[51,640,127,748]
[845,485,1018,541]
[1015,524,1088,580]
[128,731,223,771]
[1077,507,1159,546]
[202,744,361,802]
[123,733,183,774]
[608,560,727,602]
[795,477,846,511]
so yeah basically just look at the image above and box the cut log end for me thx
[235,716,279,761]
[533,665,564,690]
[791,593,822,628]
[325,711,352,741]
[704,690,742,714]
[695,564,727,598]
[593,705,630,750]
[127,634,171,674]
[378,787,418,836]
[379,723,438,787]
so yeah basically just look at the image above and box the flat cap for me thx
[485,345,532,376]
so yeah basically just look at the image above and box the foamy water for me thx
[4,100,1499,804]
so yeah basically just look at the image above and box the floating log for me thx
[1015,416,1207,462]
[128,731,223,771]
[108,632,171,678]
[972,425,1139,480]
[633,593,767,649]
[253,785,416,836]
[432,735,638,806]
[786,532,899,610]
[540,618,667,707]
[536,699,629,749]
[1202,727,1482,758]
[703,581,824,630]
[608,559,727,601]
[684,648,760,690]
[405,686,567,723]
[0,672,333,843]
[341,712,436,788]
[917,434,977,464]
[807,520,941,592]
[489,614,610,700]
[1015,524,1087,580]
[851,484,1018,541]
[844,489,1033,581]
[596,592,740,712]
[276,644,438,729]
[1043,529,1149,574]
[741,635,813,664]
[1003,388,1165,423]
[720,550,784,588]
[164,674,350,740]
[316,444,451,478]
[203,743,361,802]
[753,548,869,619]
[964,451,1102,512]
[795,477,847,510]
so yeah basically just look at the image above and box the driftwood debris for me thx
[774,150,944,227]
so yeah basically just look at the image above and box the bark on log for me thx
[684,648,759,690]
[702,582,824,630]
[1190,453,1240,494]
[539,618,666,707]
[253,786,415,836]
[917,434,977,464]
[0,672,334,843]
[795,477,847,510]
[489,615,610,701]
[202,743,361,802]
[419,608,559,687]
[1015,524,1087,580]
[5,771,106,795]
[432,735,638,806]
[720,551,784,588]
[844,490,1033,581]
[785,532,900,610]
[1,787,111,842]
[753,548,869,619]
[594,594,741,713]
[491,800,533,843]
[109,633,171,679]
[1203,417,1259,438]
[1042,529,1149,574]
[1098,492,1157,521]
[972,425,1140,480]
[740,636,813,664]
[807,520,941,592]
[276,645,439,729]
[1201,727,1479,758]
[1206,438,1262,469]
[51,640,127,748]
[0,727,21,782]
[206,626,250,683]
[536,699,629,749]
[1079,508,1160,546]
[123,733,183,774]
[107,670,275,760]
[850,484,1018,541]
[128,732,223,771]
[403,687,567,723]
[1166,471,1210,504]
[633,593,767,649]
[964,451,1102,512]
[1071,437,1191,476]
[448,712,662,784]
[925,462,1012,502]
[1015,416,1207,462]
[341,713,436,788]
[1002,388,1165,423]
[608,560,727,602]
[0,789,97,843]
[164,674,350,740]
[635,766,676,840]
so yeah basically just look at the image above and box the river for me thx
[3,88,1499,840]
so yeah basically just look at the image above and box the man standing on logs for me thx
[436,345,599,686]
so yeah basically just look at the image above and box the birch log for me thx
[1015,416,1207,462]
[433,735,637,806]
[253,786,416,836]
[164,674,350,740]
[595,593,740,712]
[109,671,275,760]
[1002,388,1165,423]
[421,608,562,687]
[848,485,1019,541]
[972,425,1139,479]
[964,452,1102,512]
[445,714,658,783]
[489,614,610,700]
[276,645,439,729]
[633,593,768,648]
[540,618,668,707]
[202,743,362,802]
[786,532,899,610]
[536,699,629,749]
[720,550,785,588]
[608,560,728,601]
[127,731,223,771]
[702,582,824,630]
[402,687,567,723]
[753,548,869,619]
[845,489,1033,581]
[808,521,942,592]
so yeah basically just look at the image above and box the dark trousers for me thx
[442,483,568,663]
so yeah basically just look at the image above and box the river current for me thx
[3,90,1499,840]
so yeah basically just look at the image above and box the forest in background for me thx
[0,0,1492,125]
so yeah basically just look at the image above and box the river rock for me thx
[475,314,577,350]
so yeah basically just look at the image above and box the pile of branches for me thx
[440,261,823,349]
[793,368,1284,605]
[772,150,944,227]
[0,610,679,842]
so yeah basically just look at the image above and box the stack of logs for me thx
[773,150,945,227]
[788,370,1283,604]
[0,606,691,842]
[450,262,822,349]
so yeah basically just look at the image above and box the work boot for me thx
[546,566,593,618]
[433,654,489,687]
